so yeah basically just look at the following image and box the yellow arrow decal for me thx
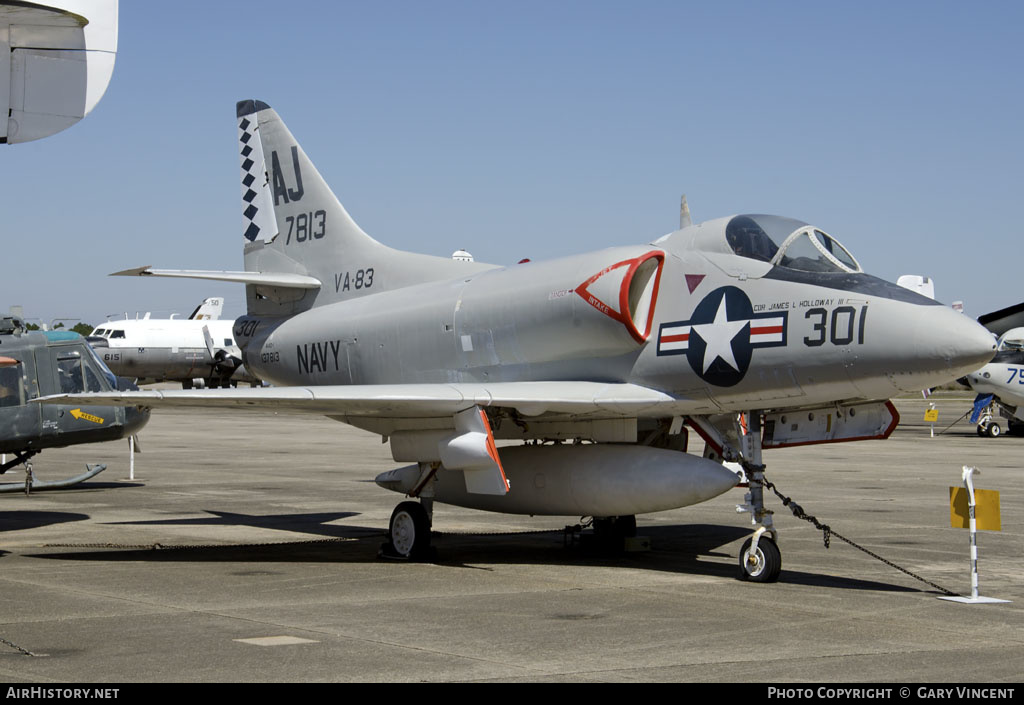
[70,409,104,424]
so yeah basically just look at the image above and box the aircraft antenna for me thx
[679,195,692,229]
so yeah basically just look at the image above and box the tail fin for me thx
[236,100,491,316]
[188,297,224,321]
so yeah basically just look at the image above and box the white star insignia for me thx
[691,296,747,373]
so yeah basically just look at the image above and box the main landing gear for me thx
[977,421,1001,438]
[385,501,432,560]
[381,463,437,561]
[975,402,1024,438]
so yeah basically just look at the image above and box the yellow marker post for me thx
[950,487,1001,532]
[70,409,104,424]
[924,405,938,437]
[939,466,1010,604]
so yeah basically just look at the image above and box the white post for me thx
[964,466,980,599]
[128,435,135,481]
[938,466,1010,604]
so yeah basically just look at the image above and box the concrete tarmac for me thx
[0,394,1020,683]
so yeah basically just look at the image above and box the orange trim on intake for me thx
[574,250,665,344]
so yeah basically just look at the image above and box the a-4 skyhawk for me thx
[44,100,996,581]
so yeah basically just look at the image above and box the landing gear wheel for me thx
[977,425,986,437]
[387,501,431,560]
[593,515,637,540]
[738,536,781,583]
[987,423,1001,438]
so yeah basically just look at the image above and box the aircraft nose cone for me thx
[914,307,995,380]
[123,406,151,436]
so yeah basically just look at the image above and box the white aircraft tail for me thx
[112,101,494,316]
[188,297,224,321]
[896,275,935,300]
[236,100,493,316]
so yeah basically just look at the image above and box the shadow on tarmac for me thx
[0,510,91,533]
[108,510,368,539]
[25,512,921,594]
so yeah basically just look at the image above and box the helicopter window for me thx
[84,343,118,389]
[0,363,24,408]
[57,356,85,394]
[83,364,104,393]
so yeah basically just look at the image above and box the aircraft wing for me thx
[1,0,118,144]
[978,301,1024,338]
[36,382,694,420]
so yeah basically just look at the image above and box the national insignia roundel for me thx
[656,286,787,387]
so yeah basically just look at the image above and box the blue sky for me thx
[4,1,1022,327]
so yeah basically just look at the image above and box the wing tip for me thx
[109,265,153,277]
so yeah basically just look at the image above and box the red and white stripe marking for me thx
[658,324,691,353]
[749,316,785,344]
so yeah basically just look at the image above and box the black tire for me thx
[593,515,637,539]
[738,535,781,582]
[977,425,986,437]
[987,423,1001,438]
[388,501,431,560]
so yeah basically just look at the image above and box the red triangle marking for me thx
[685,274,705,294]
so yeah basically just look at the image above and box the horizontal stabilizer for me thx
[110,266,321,289]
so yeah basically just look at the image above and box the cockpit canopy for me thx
[725,215,861,274]
[997,327,1024,353]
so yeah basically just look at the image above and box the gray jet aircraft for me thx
[44,100,996,581]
